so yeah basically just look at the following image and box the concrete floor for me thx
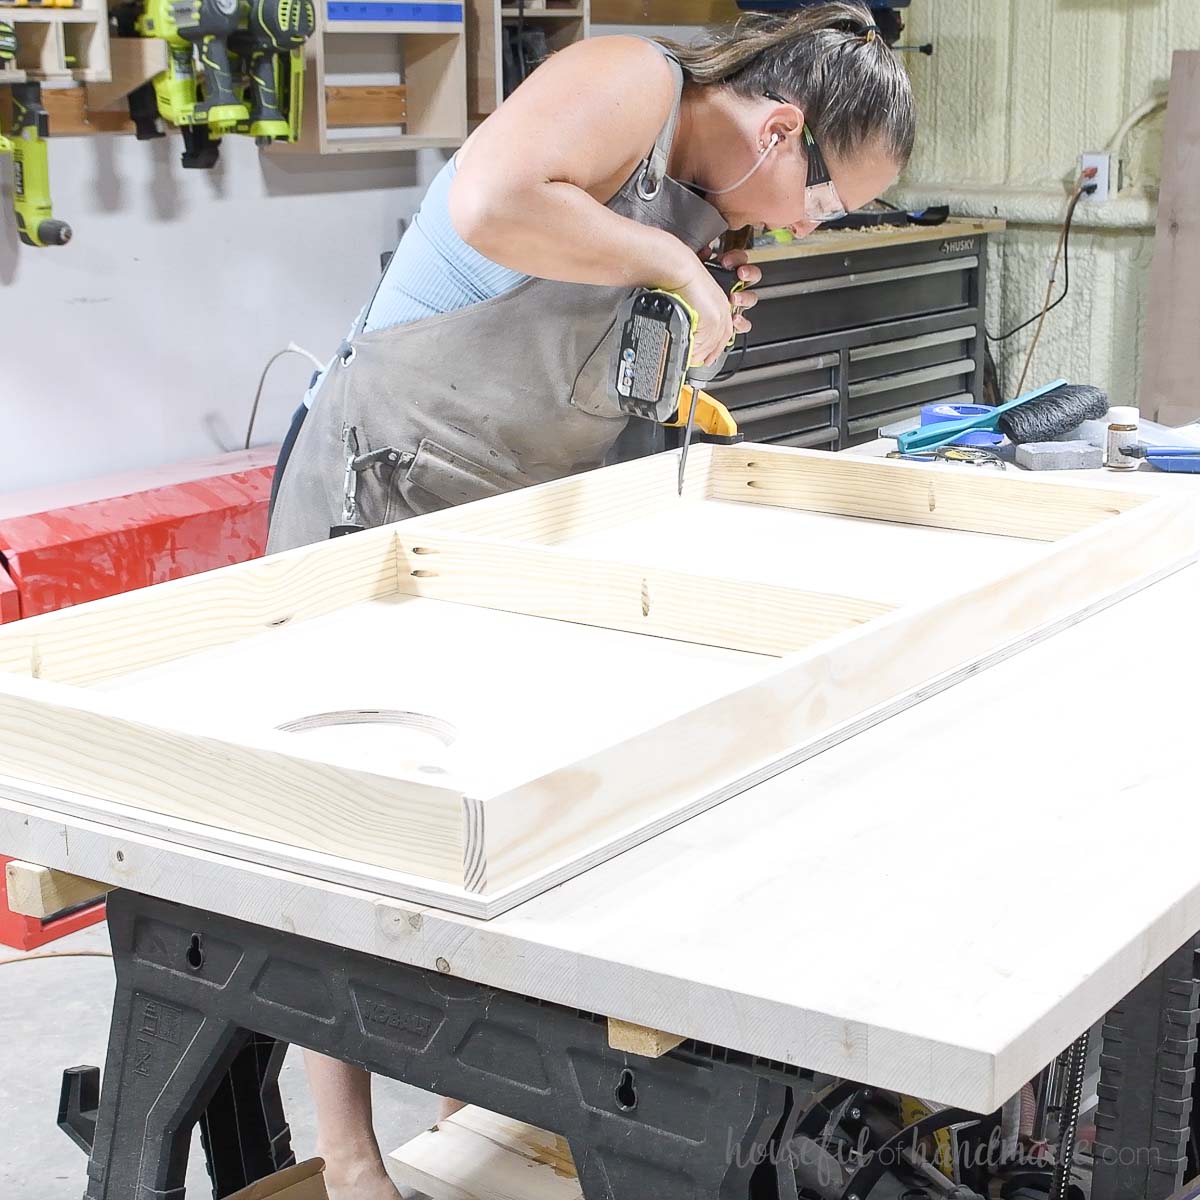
[0,922,441,1199]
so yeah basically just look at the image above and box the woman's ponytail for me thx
[663,1,915,164]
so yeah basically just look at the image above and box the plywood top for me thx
[5,559,1198,1111]
[97,595,764,795]
[561,498,1045,606]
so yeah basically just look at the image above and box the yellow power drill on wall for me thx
[0,23,72,247]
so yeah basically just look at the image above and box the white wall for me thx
[892,0,1200,407]
[0,133,446,493]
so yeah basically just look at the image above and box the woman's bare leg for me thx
[305,1053,398,1200]
[305,1053,464,1199]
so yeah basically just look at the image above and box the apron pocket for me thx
[400,438,510,512]
[568,309,629,419]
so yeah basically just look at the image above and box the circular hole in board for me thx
[277,709,458,776]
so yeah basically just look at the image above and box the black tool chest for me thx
[710,222,995,449]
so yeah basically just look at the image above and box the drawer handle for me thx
[848,358,975,399]
[756,256,978,301]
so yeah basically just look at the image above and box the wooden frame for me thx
[0,444,1194,918]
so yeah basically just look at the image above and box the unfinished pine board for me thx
[4,860,110,918]
[607,1018,684,1057]
[0,445,1195,918]
[391,1107,580,1200]
[324,84,408,127]
[744,218,1006,264]
[1140,51,1200,426]
[4,559,1200,1113]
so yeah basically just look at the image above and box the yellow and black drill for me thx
[0,23,72,247]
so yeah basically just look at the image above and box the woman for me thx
[270,4,915,1195]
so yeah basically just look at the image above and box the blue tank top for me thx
[305,155,528,406]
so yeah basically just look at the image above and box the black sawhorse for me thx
[72,889,811,1199]
[62,890,1200,1200]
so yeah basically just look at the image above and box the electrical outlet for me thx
[1080,152,1112,202]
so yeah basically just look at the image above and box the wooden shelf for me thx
[469,0,589,122]
[271,2,469,155]
[590,0,735,21]
[0,0,111,84]
[323,133,463,152]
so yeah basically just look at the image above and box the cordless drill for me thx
[0,25,72,247]
[241,0,315,142]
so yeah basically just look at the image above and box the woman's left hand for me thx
[716,250,761,334]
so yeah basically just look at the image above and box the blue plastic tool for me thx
[897,378,1069,455]
[1142,446,1200,473]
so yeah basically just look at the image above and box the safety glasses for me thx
[764,90,849,223]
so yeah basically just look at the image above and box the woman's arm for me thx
[449,37,753,361]
[450,37,693,287]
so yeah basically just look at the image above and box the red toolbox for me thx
[0,448,277,947]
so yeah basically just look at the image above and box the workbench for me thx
[2,452,1198,1200]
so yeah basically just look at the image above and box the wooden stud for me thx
[391,1108,579,1199]
[1140,51,1200,426]
[394,529,895,656]
[4,860,111,918]
[324,84,408,128]
[0,523,400,685]
[607,1018,685,1058]
[707,444,1149,542]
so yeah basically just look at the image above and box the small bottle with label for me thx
[1105,406,1140,471]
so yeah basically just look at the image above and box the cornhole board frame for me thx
[0,444,1194,919]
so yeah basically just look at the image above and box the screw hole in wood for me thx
[410,569,438,578]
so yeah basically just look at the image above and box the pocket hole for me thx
[614,1068,638,1111]
[186,934,205,970]
[410,570,438,578]
[746,480,763,488]
[411,546,437,555]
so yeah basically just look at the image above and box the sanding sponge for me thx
[1015,440,1104,471]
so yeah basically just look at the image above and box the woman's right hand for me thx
[674,263,736,367]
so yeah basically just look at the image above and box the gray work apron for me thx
[267,47,728,554]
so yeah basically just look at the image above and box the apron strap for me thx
[636,45,686,202]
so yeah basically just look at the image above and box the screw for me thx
[849,1107,862,1120]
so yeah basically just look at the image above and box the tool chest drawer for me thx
[708,353,837,410]
[728,389,840,445]
[725,227,993,448]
